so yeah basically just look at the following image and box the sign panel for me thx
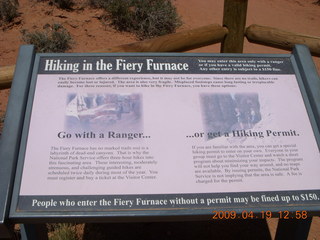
[11,53,320,218]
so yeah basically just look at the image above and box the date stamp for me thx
[212,210,309,219]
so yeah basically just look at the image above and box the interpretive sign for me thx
[8,46,320,221]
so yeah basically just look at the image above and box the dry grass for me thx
[21,23,73,53]
[48,224,79,240]
[89,0,182,40]
[0,0,19,26]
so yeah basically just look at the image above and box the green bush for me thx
[49,224,78,240]
[22,23,73,53]
[87,0,107,8]
[101,0,182,39]
[51,0,74,9]
[0,0,19,25]
[36,0,74,10]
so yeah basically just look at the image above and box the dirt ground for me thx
[0,0,320,239]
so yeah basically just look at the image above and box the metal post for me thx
[275,218,312,240]
[0,45,35,239]
[20,224,48,240]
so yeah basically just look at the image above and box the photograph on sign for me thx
[65,93,143,133]
[200,93,262,141]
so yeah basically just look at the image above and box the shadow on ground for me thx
[83,220,271,240]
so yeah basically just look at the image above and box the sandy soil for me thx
[0,0,320,238]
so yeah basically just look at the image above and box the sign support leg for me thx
[20,224,48,240]
[275,218,312,240]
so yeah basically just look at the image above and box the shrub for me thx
[87,0,107,8]
[102,0,182,40]
[22,23,73,53]
[49,224,78,240]
[51,0,74,9]
[0,0,19,25]
[36,0,74,10]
